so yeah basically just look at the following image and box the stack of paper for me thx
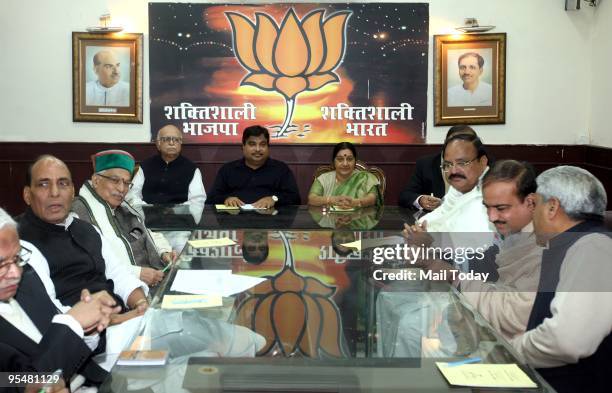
[435,362,538,389]
[170,270,267,297]
[215,204,240,211]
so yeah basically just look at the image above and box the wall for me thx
[590,0,612,148]
[0,0,599,145]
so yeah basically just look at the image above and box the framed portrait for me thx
[434,33,506,125]
[72,32,143,123]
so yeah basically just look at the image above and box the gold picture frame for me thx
[72,32,143,123]
[434,33,506,125]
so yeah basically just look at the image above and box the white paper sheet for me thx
[170,270,266,297]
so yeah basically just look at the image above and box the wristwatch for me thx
[272,195,279,203]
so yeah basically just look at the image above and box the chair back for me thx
[312,161,386,198]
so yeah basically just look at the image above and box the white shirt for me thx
[2,242,98,351]
[510,233,612,368]
[85,80,130,107]
[418,169,495,234]
[447,81,492,107]
[127,166,206,207]
[417,169,496,255]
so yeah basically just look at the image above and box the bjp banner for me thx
[149,3,429,144]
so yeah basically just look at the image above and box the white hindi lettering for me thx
[164,102,256,137]
[320,103,414,121]
[182,122,239,136]
[346,122,388,137]
[320,103,414,137]
[165,102,256,121]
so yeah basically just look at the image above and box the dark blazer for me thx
[0,265,107,384]
[0,342,32,393]
[398,153,446,208]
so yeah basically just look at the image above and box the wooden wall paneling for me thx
[0,143,609,216]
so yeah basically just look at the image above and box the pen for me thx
[446,357,481,367]
[162,263,172,273]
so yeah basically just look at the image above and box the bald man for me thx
[127,124,206,206]
[85,49,130,107]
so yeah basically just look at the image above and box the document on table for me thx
[97,315,144,371]
[188,237,236,248]
[435,362,538,389]
[170,270,267,297]
[240,204,269,211]
[161,294,223,309]
[340,235,405,251]
[215,204,240,211]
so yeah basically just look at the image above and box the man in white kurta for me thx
[85,49,130,107]
[447,81,492,107]
[415,134,495,239]
[447,52,492,107]
[85,80,129,107]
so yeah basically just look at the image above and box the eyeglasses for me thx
[440,157,479,172]
[0,247,31,278]
[158,136,182,144]
[96,173,133,189]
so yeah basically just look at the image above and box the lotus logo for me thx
[233,232,348,358]
[226,8,352,136]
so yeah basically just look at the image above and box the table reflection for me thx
[101,227,551,392]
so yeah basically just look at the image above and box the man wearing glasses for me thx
[71,150,174,287]
[127,124,206,207]
[1,208,120,389]
[404,133,495,248]
[18,155,149,318]
[398,125,478,211]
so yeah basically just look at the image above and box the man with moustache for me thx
[72,150,174,287]
[127,124,206,207]
[17,155,149,316]
[208,125,301,208]
[85,49,130,107]
[459,160,543,339]
[447,52,492,107]
[0,208,120,389]
[509,166,611,393]
[408,133,495,234]
[398,125,478,211]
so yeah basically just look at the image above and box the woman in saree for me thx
[308,142,382,208]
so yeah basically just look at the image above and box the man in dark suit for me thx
[207,125,301,208]
[398,125,477,211]
[0,346,68,392]
[0,208,120,388]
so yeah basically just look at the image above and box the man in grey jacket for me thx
[71,150,175,287]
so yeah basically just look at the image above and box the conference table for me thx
[99,205,554,392]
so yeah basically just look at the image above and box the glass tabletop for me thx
[141,204,418,231]
[100,228,553,393]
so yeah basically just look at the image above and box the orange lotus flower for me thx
[233,232,348,358]
[226,8,352,136]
